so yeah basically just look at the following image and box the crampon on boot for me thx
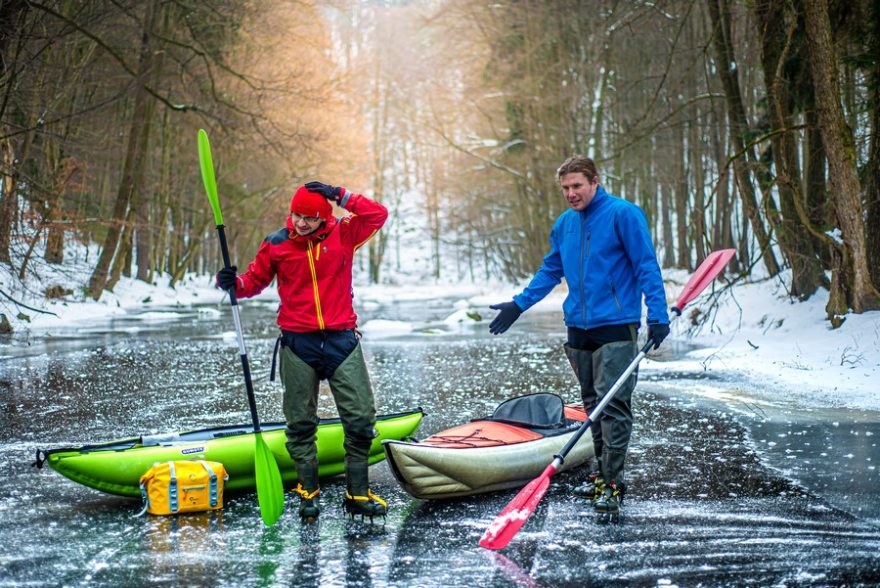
[577,475,626,504]
[573,457,605,499]
[594,479,622,522]
[573,471,602,499]
[343,489,387,522]
[343,459,387,522]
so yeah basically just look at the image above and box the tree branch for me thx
[0,287,60,317]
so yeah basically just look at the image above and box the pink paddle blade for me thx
[674,248,735,311]
[479,464,556,550]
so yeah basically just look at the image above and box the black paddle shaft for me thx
[216,224,263,434]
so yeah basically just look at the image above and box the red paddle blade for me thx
[479,464,557,550]
[674,248,736,311]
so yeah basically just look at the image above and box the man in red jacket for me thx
[216,181,387,521]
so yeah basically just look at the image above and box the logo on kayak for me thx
[181,446,205,455]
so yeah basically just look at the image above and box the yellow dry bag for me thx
[139,460,228,516]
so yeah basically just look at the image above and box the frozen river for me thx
[1,297,878,586]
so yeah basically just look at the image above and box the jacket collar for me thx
[285,215,337,244]
[580,185,609,215]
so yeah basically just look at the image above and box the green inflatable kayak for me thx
[34,409,423,497]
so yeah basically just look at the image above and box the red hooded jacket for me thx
[230,189,387,332]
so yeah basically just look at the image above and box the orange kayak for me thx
[382,393,594,499]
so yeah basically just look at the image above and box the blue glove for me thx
[216,266,238,291]
[489,301,522,335]
[647,322,670,350]
[304,181,341,201]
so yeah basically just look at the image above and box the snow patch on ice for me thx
[360,319,413,337]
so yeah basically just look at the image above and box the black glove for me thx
[489,301,522,335]
[216,266,238,291]
[304,181,341,202]
[647,322,670,350]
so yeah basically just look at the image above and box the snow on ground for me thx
[2,246,878,412]
[647,269,880,412]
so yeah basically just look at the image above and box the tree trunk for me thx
[687,16,707,266]
[864,0,880,291]
[88,0,159,300]
[43,154,81,266]
[801,0,880,312]
[675,120,691,269]
[804,105,831,265]
[754,0,824,298]
[708,99,738,269]
[707,0,780,275]
[0,138,16,264]
[153,107,173,279]
[0,1,30,264]
[688,112,707,266]
[107,209,135,292]
[135,198,151,282]
[661,183,675,268]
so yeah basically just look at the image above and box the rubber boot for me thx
[602,448,627,488]
[594,449,627,518]
[343,458,387,522]
[573,457,603,499]
[294,460,320,520]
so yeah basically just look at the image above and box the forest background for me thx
[1,0,879,333]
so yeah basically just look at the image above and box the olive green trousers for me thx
[279,343,377,464]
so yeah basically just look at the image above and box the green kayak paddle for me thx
[197,129,285,526]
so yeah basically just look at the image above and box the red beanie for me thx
[290,185,332,219]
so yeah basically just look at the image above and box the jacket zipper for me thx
[306,243,325,330]
[579,216,591,326]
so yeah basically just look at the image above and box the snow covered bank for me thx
[648,272,880,412]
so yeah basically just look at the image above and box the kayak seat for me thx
[483,392,566,431]
[563,404,587,421]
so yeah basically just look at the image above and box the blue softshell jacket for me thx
[513,186,669,329]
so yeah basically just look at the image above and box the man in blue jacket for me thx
[489,155,669,516]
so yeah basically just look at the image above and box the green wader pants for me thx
[565,340,638,485]
[279,343,377,468]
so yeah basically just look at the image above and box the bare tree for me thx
[801,0,880,314]
[706,0,780,276]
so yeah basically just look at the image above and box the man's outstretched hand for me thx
[489,301,522,335]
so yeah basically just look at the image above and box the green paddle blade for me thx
[198,129,223,226]
[254,433,285,526]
